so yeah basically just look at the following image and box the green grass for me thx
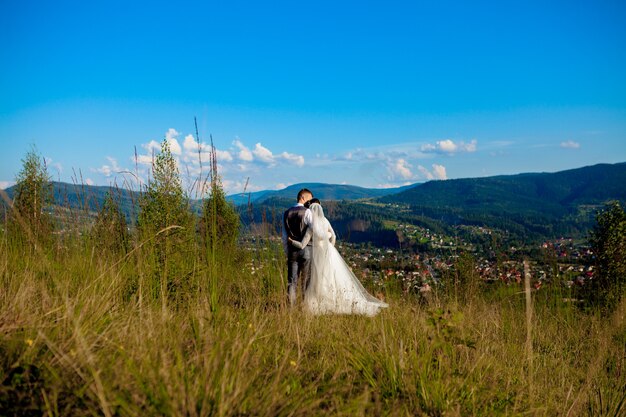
[1,230,625,416]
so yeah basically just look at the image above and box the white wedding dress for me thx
[290,203,388,316]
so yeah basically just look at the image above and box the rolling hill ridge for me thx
[2,162,624,244]
[226,182,415,205]
[382,162,626,210]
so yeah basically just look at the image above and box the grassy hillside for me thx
[2,161,625,415]
[1,229,624,415]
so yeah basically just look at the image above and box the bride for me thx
[289,200,388,316]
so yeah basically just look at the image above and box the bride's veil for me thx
[307,203,331,305]
[309,203,328,243]
[307,203,388,310]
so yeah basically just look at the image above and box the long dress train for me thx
[290,203,388,316]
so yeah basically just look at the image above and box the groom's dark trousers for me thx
[284,205,312,306]
[287,246,311,306]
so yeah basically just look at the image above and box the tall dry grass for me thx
[1,221,625,416]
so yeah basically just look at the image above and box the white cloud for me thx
[97,157,123,176]
[0,180,15,190]
[142,140,161,154]
[85,178,94,185]
[97,165,112,176]
[393,158,414,180]
[197,149,233,163]
[421,139,477,154]
[222,178,264,195]
[163,128,182,155]
[253,143,274,164]
[169,139,182,155]
[560,140,580,149]
[216,150,233,162]
[417,165,434,180]
[221,179,239,194]
[165,128,179,141]
[111,129,307,193]
[175,132,234,166]
[238,142,305,167]
[195,151,211,164]
[432,164,447,180]
[279,151,305,167]
[165,128,181,155]
[461,139,478,152]
[417,164,447,180]
[233,139,254,162]
[183,134,199,152]
[385,157,447,183]
[438,139,457,153]
[314,143,433,169]
[377,182,413,188]
[136,154,153,166]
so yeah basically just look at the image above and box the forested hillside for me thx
[3,162,624,245]
[383,162,626,209]
[245,163,626,246]
[227,182,414,205]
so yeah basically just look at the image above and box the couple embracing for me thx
[282,188,388,316]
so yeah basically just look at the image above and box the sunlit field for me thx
[1,222,624,416]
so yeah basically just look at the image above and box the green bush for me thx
[586,201,626,311]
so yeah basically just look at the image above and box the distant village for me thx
[243,221,595,298]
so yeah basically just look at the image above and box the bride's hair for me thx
[310,202,322,214]
[305,198,321,208]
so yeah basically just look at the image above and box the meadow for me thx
[1,226,624,416]
[2,143,625,416]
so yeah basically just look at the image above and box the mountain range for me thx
[2,162,625,244]
[375,162,626,242]
[382,162,626,209]
[238,162,626,245]
[226,182,415,205]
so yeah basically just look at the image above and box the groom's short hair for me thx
[297,188,312,202]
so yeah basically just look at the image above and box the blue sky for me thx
[1,0,625,194]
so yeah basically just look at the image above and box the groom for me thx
[282,188,313,306]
